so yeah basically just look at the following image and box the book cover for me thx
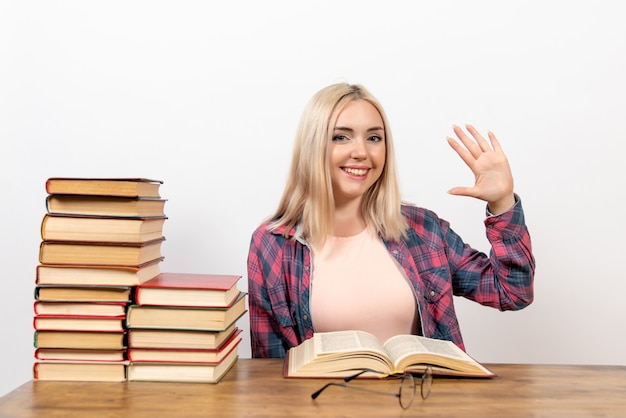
[126,292,247,331]
[34,315,126,332]
[136,272,242,307]
[34,348,126,362]
[128,324,239,350]
[127,344,239,383]
[34,301,127,317]
[41,214,166,243]
[45,178,162,198]
[127,329,242,363]
[36,259,162,286]
[33,361,128,382]
[34,330,126,349]
[38,237,165,266]
[35,285,133,302]
[46,195,167,217]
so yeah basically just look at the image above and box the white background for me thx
[1,1,625,397]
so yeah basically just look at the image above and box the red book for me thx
[127,329,242,363]
[135,272,242,307]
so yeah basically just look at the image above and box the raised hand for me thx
[446,124,516,215]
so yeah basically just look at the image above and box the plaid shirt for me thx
[247,198,535,358]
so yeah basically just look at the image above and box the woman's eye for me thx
[368,135,383,142]
[332,134,348,142]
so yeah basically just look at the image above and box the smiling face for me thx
[329,99,386,207]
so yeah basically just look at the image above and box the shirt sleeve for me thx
[447,195,535,310]
[246,226,290,358]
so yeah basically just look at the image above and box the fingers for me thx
[451,124,495,158]
[487,130,503,153]
[446,136,475,169]
[451,125,482,159]
[446,125,513,204]
[464,125,491,151]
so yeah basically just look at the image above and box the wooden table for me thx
[1,359,625,417]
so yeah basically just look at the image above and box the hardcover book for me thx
[34,315,126,332]
[41,214,166,243]
[135,272,242,307]
[39,237,165,266]
[128,323,239,350]
[33,330,126,350]
[127,329,242,363]
[127,344,238,383]
[126,292,247,331]
[36,260,162,287]
[33,361,128,382]
[45,178,162,198]
[34,301,127,317]
[46,195,166,217]
[34,348,126,362]
[35,285,133,302]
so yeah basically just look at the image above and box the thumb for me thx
[447,186,476,197]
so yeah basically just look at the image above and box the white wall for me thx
[2,1,625,397]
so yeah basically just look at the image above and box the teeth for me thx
[344,168,368,176]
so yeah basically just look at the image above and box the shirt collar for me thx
[271,222,308,245]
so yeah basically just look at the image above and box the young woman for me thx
[247,83,535,358]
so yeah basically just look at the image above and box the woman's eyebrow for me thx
[333,126,384,132]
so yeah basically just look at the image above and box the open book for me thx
[285,330,495,378]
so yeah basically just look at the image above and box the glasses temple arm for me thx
[311,382,399,400]
[311,382,347,399]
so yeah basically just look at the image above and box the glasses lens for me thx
[421,367,433,400]
[398,374,416,409]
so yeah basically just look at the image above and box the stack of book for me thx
[126,272,246,383]
[33,178,167,382]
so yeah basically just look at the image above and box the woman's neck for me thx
[333,200,366,237]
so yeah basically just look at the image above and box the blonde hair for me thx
[268,83,407,245]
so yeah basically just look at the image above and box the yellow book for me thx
[46,195,166,217]
[34,361,127,382]
[39,238,165,266]
[41,214,166,243]
[45,177,162,198]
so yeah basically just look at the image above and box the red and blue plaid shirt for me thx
[247,198,535,358]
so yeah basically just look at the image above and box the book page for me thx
[288,331,492,377]
[313,330,386,355]
[287,331,394,377]
[383,335,468,365]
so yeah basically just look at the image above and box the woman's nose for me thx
[350,138,367,159]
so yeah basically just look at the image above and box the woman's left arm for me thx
[444,125,535,309]
[446,198,535,310]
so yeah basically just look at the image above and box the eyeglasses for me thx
[311,366,433,409]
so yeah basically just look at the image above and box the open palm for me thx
[447,125,515,215]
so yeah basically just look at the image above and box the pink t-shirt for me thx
[310,228,418,343]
